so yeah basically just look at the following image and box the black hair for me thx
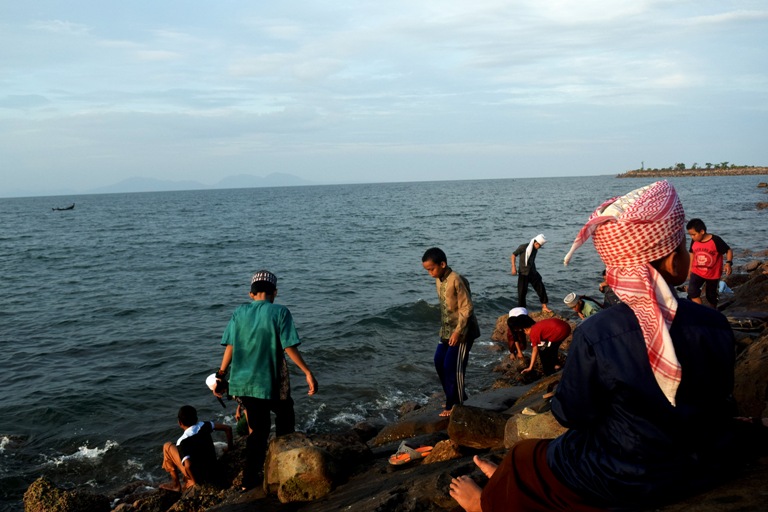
[251,280,277,295]
[686,218,706,233]
[422,247,447,265]
[506,317,527,340]
[507,314,536,329]
[177,405,198,427]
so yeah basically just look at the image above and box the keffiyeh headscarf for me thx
[525,234,547,266]
[563,181,685,405]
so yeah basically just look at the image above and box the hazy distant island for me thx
[618,162,768,178]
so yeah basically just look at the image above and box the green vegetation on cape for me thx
[617,162,768,178]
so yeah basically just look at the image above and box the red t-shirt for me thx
[529,318,571,347]
[689,235,730,280]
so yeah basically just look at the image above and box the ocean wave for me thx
[328,410,367,426]
[44,440,120,467]
[300,402,327,431]
[0,434,27,454]
[354,300,438,328]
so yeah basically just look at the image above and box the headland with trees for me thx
[617,162,768,178]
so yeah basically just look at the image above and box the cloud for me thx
[686,9,768,27]
[28,19,90,36]
[133,50,182,62]
[0,94,51,109]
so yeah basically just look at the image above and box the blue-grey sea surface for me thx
[1,175,766,510]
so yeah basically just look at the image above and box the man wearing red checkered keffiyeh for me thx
[563,180,685,405]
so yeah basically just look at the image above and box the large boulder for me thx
[371,407,449,446]
[23,477,110,512]
[726,271,768,314]
[490,314,509,343]
[505,410,568,447]
[309,430,372,479]
[423,439,463,464]
[733,331,768,417]
[263,432,337,502]
[447,405,509,449]
[273,446,334,503]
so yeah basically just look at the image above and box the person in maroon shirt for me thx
[507,313,571,375]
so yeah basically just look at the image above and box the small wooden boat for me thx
[52,203,75,211]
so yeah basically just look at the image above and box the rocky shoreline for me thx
[24,253,768,512]
[616,167,768,178]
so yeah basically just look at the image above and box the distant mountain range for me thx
[85,172,315,195]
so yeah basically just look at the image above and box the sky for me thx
[2,1,767,197]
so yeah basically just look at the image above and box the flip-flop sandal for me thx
[388,441,433,465]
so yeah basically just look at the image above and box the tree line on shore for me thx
[618,162,768,177]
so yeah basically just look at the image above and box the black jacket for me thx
[547,299,738,508]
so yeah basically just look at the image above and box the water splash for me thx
[45,440,119,467]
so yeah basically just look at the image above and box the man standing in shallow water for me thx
[511,234,552,313]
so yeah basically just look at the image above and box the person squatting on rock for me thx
[505,307,529,361]
[422,247,481,418]
[160,405,233,492]
[507,310,570,376]
[213,270,318,491]
[686,217,733,308]
[563,292,602,319]
[510,234,552,313]
[449,181,749,511]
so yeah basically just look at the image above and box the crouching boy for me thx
[161,405,233,491]
[507,312,571,376]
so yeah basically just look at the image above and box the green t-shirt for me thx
[221,300,301,399]
[582,299,602,318]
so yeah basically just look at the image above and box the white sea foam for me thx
[46,440,119,466]
[375,388,429,410]
[329,410,366,426]
[0,436,10,453]
[301,402,326,431]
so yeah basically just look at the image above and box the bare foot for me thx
[542,305,553,313]
[473,455,498,478]
[449,475,482,512]
[439,409,452,417]
[158,482,181,492]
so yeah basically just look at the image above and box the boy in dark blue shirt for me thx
[160,405,233,491]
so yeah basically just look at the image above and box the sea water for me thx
[1,175,766,510]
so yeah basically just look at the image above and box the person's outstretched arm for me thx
[214,423,234,451]
[522,345,539,373]
[285,346,318,395]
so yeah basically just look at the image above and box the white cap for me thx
[508,307,529,317]
[564,292,579,308]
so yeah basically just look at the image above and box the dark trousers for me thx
[688,273,719,307]
[434,339,472,411]
[539,342,562,375]
[239,396,295,486]
[517,271,548,308]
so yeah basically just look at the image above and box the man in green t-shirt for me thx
[213,270,318,491]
